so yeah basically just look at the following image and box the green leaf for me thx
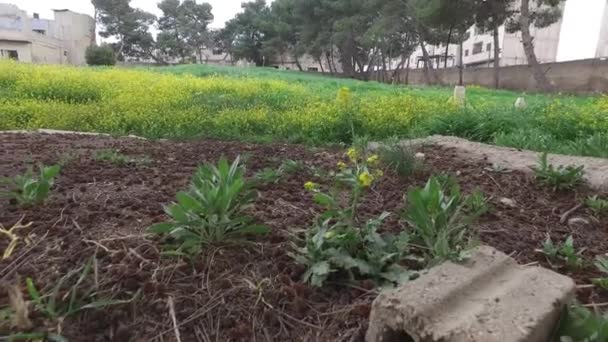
[176,192,203,212]
[313,193,334,206]
[238,224,270,235]
[165,204,189,222]
[148,223,175,234]
[311,261,331,276]
[42,165,61,180]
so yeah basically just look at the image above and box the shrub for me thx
[532,152,585,191]
[293,147,413,287]
[149,157,269,256]
[0,164,60,206]
[403,175,485,265]
[85,45,116,66]
[557,304,608,342]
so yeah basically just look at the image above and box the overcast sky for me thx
[7,0,250,29]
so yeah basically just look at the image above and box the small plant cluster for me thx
[254,159,303,184]
[539,235,584,269]
[404,175,488,265]
[586,195,608,217]
[592,256,608,290]
[533,152,585,191]
[293,146,411,286]
[2,257,137,340]
[293,145,488,287]
[376,140,422,178]
[0,164,60,207]
[149,157,269,257]
[94,149,151,167]
[557,304,608,342]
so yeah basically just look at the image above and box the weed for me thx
[280,159,304,174]
[377,141,422,177]
[403,176,485,265]
[556,303,608,342]
[592,256,608,290]
[586,195,608,217]
[0,164,60,206]
[149,157,269,257]
[539,235,584,269]
[255,168,282,184]
[93,149,151,166]
[532,152,584,191]
[293,146,413,287]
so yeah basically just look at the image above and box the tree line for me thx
[90,0,563,91]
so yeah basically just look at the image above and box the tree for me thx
[85,45,116,65]
[221,0,272,66]
[506,0,563,91]
[474,0,516,88]
[92,0,156,60]
[157,0,214,63]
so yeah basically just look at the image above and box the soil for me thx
[1,133,607,342]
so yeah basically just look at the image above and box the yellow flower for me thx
[373,169,384,178]
[337,161,347,169]
[323,231,336,239]
[366,154,379,166]
[304,181,318,191]
[347,148,359,162]
[358,171,374,188]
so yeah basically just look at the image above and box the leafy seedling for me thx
[0,164,60,206]
[592,256,608,290]
[586,195,608,217]
[538,235,585,269]
[94,149,151,166]
[532,152,584,191]
[149,156,269,257]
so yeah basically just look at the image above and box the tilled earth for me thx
[1,133,607,341]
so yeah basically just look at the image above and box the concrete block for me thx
[453,86,466,107]
[366,246,575,342]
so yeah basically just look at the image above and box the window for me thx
[486,43,492,52]
[212,48,223,55]
[472,42,483,55]
[1,50,18,60]
[464,49,469,57]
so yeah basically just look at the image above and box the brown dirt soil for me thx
[1,133,607,342]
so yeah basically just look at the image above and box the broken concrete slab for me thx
[366,245,575,342]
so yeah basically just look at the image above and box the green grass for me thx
[2,61,606,158]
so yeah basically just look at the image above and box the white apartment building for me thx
[407,0,608,70]
[0,3,95,65]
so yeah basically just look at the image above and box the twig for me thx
[83,239,113,253]
[168,296,182,342]
[583,302,608,308]
[560,204,583,224]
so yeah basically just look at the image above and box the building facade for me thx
[407,0,608,70]
[0,3,95,65]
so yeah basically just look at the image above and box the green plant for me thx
[465,189,490,215]
[586,196,608,217]
[149,157,269,256]
[591,256,608,289]
[0,164,60,206]
[254,168,282,184]
[556,304,608,342]
[85,44,116,66]
[539,235,584,269]
[280,159,304,174]
[533,152,585,191]
[403,176,485,265]
[25,257,138,330]
[377,141,422,177]
[293,147,413,287]
[93,149,151,166]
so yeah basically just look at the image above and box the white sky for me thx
[7,0,250,29]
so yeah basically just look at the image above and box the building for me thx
[406,0,608,70]
[0,3,95,65]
